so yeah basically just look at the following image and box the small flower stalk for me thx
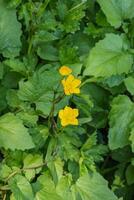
[58,65,81,127]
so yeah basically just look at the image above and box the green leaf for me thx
[10,193,16,200]
[124,77,134,95]
[6,89,21,108]
[41,10,57,31]
[97,0,134,28]
[24,154,43,173]
[67,63,82,76]
[84,34,133,77]
[37,44,59,61]
[0,113,35,150]
[62,1,86,33]
[81,132,97,151]
[108,95,134,150]
[81,132,108,165]
[8,0,21,8]
[4,59,26,75]
[48,158,64,184]
[2,71,22,89]
[76,172,118,200]
[57,131,81,162]
[18,68,61,116]
[56,176,75,200]
[79,117,92,125]
[59,46,78,64]
[103,74,125,87]
[0,0,21,57]
[35,173,63,200]
[16,111,38,127]
[0,164,12,180]
[18,68,60,102]
[36,188,63,200]
[0,62,4,79]
[5,151,23,167]
[73,94,93,117]
[9,174,34,200]
[0,86,7,112]
[29,126,49,151]
[126,164,134,185]
[35,91,54,116]
[23,154,43,180]
[129,122,134,152]
[34,30,59,43]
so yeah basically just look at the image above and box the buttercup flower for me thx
[59,106,79,126]
[62,75,81,95]
[59,66,72,76]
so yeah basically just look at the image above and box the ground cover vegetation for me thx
[0,0,134,199]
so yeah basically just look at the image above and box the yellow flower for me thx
[59,106,79,126]
[59,66,72,76]
[62,74,81,95]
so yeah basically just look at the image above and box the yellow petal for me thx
[64,106,72,114]
[71,119,79,125]
[66,74,74,83]
[64,88,71,95]
[61,119,69,126]
[61,79,66,87]
[59,110,64,119]
[73,79,81,87]
[73,109,79,117]
[73,88,80,94]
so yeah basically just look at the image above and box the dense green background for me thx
[0,0,134,199]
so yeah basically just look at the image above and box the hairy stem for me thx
[5,162,46,182]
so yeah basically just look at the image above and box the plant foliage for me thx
[0,0,134,200]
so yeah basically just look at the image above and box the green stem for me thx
[0,162,47,192]
[5,162,46,182]
[48,92,57,133]
[37,0,50,18]
[27,0,50,54]
[101,165,118,175]
[48,81,64,133]
[68,1,85,12]
[128,48,134,54]
[54,93,65,104]
[28,36,34,55]
[0,185,10,191]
